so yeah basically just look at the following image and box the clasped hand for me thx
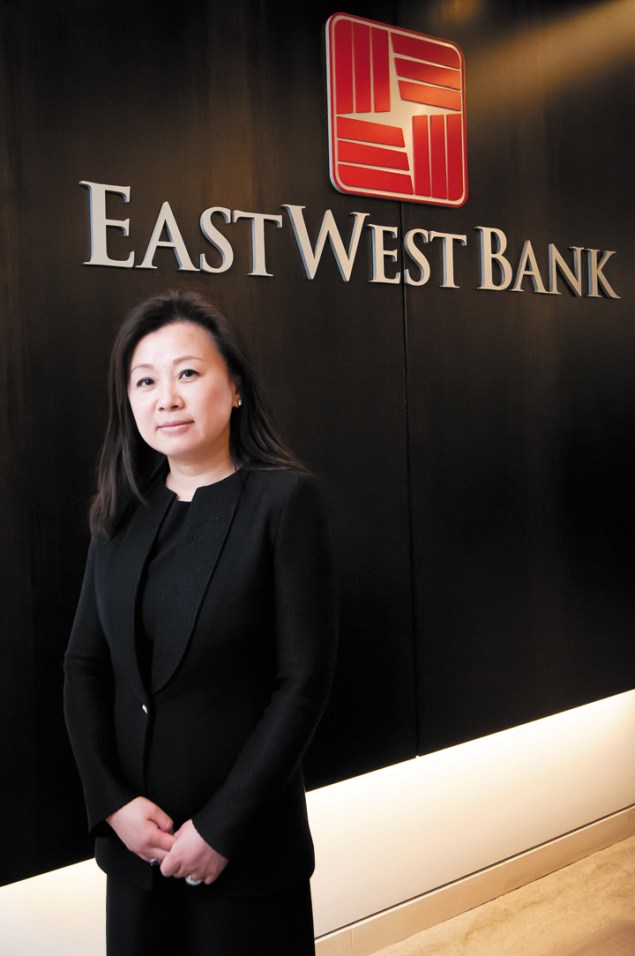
[107,797,228,886]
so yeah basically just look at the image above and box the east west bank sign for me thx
[80,14,620,300]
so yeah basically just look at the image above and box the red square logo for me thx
[326,13,468,206]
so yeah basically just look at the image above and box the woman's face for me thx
[127,320,239,469]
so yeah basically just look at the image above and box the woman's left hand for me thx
[160,819,228,886]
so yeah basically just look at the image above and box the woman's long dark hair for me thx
[89,290,304,539]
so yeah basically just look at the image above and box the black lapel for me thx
[107,480,174,703]
[150,470,246,692]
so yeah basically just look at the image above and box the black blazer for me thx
[64,468,338,896]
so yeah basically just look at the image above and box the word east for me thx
[80,182,620,299]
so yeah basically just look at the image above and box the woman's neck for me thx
[165,458,237,501]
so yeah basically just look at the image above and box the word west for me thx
[80,181,620,299]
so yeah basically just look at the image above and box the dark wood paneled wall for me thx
[1,0,633,884]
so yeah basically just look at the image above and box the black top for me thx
[137,498,190,680]
[137,472,244,680]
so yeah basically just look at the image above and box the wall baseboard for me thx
[316,805,635,956]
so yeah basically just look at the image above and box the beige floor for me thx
[372,834,635,956]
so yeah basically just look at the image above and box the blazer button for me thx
[142,703,149,715]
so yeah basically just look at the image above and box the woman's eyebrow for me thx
[172,354,205,365]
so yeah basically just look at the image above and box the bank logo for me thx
[326,13,467,206]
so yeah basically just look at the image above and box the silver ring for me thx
[149,859,160,866]
[185,875,203,886]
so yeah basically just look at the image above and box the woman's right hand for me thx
[106,796,175,863]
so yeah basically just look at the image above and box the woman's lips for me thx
[158,420,192,431]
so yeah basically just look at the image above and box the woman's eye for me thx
[179,368,199,380]
[135,376,154,388]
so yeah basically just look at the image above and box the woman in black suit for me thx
[64,291,338,955]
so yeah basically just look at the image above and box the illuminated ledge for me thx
[316,805,635,956]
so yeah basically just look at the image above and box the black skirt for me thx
[106,870,316,956]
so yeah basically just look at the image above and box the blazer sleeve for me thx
[63,541,137,833]
[191,474,338,858]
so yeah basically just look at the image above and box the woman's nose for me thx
[158,385,183,410]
